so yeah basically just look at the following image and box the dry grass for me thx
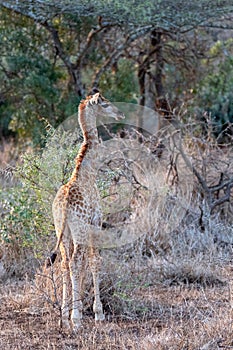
[1,267,233,349]
[2,223,231,349]
[4,218,230,349]
[0,138,21,186]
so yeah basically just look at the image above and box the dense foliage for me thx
[196,40,233,141]
[0,2,232,144]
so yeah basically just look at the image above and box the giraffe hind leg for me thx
[59,238,71,330]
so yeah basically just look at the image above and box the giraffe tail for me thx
[47,186,69,268]
[46,251,58,267]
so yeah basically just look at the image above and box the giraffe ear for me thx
[87,87,99,97]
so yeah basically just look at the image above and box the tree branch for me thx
[74,23,116,70]
[92,26,152,88]
[41,21,73,72]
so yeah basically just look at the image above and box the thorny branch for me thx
[171,128,233,215]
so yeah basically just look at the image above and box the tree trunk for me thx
[68,67,85,97]
[151,30,169,116]
[137,30,169,113]
[138,64,146,107]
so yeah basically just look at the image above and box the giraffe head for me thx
[87,89,125,121]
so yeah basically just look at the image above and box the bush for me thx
[0,184,50,276]
[196,40,233,142]
[0,125,82,276]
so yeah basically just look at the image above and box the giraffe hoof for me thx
[71,318,83,332]
[95,313,105,322]
[59,318,70,331]
[72,323,83,333]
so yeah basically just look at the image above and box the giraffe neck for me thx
[70,103,98,181]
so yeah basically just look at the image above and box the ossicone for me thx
[89,87,99,96]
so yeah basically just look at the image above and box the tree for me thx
[1,0,233,142]
[2,1,233,100]
[0,9,75,145]
[2,1,233,29]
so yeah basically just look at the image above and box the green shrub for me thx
[0,123,82,276]
[0,185,48,249]
[196,40,233,141]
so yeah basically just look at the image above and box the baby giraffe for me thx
[48,89,124,331]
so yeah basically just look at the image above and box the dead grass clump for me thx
[0,241,40,279]
[0,138,22,187]
[152,222,232,289]
[162,259,226,287]
[0,138,19,167]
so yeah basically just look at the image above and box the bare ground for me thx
[1,270,233,350]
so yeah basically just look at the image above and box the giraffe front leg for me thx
[89,248,105,322]
[69,245,83,331]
